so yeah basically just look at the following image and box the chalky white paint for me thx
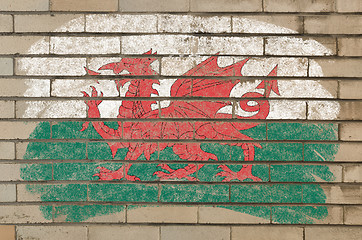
[20,16,340,120]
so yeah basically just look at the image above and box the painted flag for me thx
[19,15,340,224]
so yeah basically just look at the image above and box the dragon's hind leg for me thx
[153,143,217,181]
[216,143,261,182]
[92,143,158,181]
[153,164,198,181]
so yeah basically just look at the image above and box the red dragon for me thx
[81,50,280,182]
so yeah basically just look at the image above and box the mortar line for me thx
[3,11,362,16]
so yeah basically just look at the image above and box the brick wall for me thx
[0,0,361,239]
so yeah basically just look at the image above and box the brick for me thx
[16,142,87,160]
[0,58,13,76]
[50,37,120,54]
[54,205,125,223]
[338,102,362,120]
[232,226,303,240]
[0,101,14,118]
[195,37,263,55]
[194,122,266,140]
[267,123,338,141]
[122,35,193,54]
[0,142,15,160]
[335,143,362,162]
[0,15,13,32]
[0,184,16,202]
[344,165,362,183]
[341,123,362,141]
[304,185,362,204]
[0,225,14,240]
[161,226,230,240]
[158,15,231,33]
[305,16,362,34]
[310,59,362,77]
[0,122,46,139]
[15,14,84,32]
[336,0,362,12]
[161,56,230,76]
[50,0,118,11]
[265,37,336,56]
[231,184,303,203]
[0,36,49,54]
[119,0,189,12]
[305,143,362,162]
[161,57,201,76]
[86,14,157,33]
[17,226,87,240]
[345,206,362,224]
[52,80,118,97]
[0,0,49,11]
[305,227,362,240]
[127,205,197,223]
[131,163,186,181]
[19,164,52,181]
[16,58,86,76]
[340,81,362,99]
[16,100,86,118]
[51,122,105,140]
[190,0,262,12]
[160,184,229,202]
[16,142,28,159]
[264,0,335,12]
[233,15,302,34]
[53,162,123,180]
[338,38,362,56]
[241,57,308,77]
[87,57,159,75]
[87,142,132,160]
[89,226,159,240]
[89,184,158,202]
[0,205,51,223]
[270,164,342,182]
[266,100,306,119]
[199,206,270,224]
[272,206,343,224]
[17,184,87,202]
[298,80,337,99]
[308,101,362,120]
[0,164,20,181]
[0,79,50,97]
[199,164,268,182]
[238,143,303,161]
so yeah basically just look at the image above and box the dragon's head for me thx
[84,49,159,95]
[98,49,158,76]
[85,49,158,76]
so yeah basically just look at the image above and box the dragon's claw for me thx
[92,166,140,181]
[216,165,261,182]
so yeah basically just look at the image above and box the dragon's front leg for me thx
[81,86,122,138]
[216,143,261,182]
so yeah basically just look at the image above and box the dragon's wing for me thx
[170,56,249,97]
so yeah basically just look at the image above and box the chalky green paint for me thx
[26,184,87,202]
[160,184,229,202]
[89,184,158,202]
[231,184,303,203]
[272,206,328,224]
[54,205,125,222]
[21,122,338,222]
